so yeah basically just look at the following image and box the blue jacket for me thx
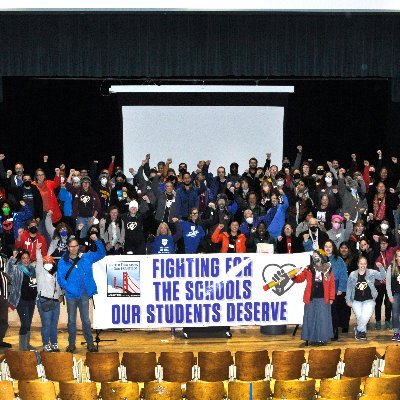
[152,235,175,254]
[59,187,73,217]
[0,205,33,240]
[265,194,289,238]
[329,255,348,293]
[57,240,105,300]
[175,183,205,219]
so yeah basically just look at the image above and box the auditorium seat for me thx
[100,381,140,400]
[271,349,305,380]
[122,352,158,382]
[186,380,225,400]
[18,380,57,400]
[228,380,271,400]
[273,379,315,400]
[318,377,361,400]
[363,376,400,398]
[360,396,397,400]
[40,351,76,382]
[85,351,120,382]
[379,345,400,375]
[306,348,341,379]
[143,381,182,400]
[5,349,41,381]
[197,351,233,381]
[158,351,195,382]
[0,380,15,400]
[341,347,377,378]
[234,350,269,381]
[58,381,98,400]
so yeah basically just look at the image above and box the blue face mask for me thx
[60,230,68,238]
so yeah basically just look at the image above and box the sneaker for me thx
[392,332,399,341]
[51,343,60,352]
[87,343,98,352]
[386,321,393,330]
[375,321,382,330]
[66,344,76,353]
[0,341,12,348]
[359,331,367,340]
[355,329,361,340]
[43,344,52,352]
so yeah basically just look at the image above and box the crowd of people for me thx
[0,145,400,350]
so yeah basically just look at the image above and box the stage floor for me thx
[1,325,395,359]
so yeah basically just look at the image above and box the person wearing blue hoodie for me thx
[262,189,289,239]
[57,234,105,353]
[324,239,348,340]
[150,222,179,254]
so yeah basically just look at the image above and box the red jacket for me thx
[293,268,336,305]
[211,226,247,253]
[33,177,62,223]
[15,231,48,261]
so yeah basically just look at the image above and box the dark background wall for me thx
[0,77,390,175]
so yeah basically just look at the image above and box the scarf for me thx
[373,194,386,221]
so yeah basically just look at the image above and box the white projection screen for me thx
[122,106,284,174]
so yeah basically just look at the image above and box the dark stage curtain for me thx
[0,13,400,83]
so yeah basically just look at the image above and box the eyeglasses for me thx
[36,173,44,176]
[68,245,79,248]
[192,212,199,215]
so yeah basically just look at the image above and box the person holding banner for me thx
[292,249,335,346]
[57,235,105,353]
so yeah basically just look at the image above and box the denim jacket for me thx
[346,266,385,303]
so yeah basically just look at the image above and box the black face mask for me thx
[115,181,123,189]
[167,176,177,184]
[316,170,325,175]
[28,226,38,234]
[282,162,290,169]
[293,173,301,180]
[23,180,32,188]
[309,226,318,233]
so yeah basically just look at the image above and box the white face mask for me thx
[325,176,332,184]
[381,223,389,231]
[60,176,65,184]
[276,180,284,187]
[43,263,53,272]
[100,178,108,186]
[72,177,80,184]
[246,217,254,225]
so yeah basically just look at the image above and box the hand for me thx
[43,155,48,162]
[390,188,396,193]
[205,160,211,166]
[373,234,379,242]
[266,152,271,159]
[390,297,395,304]
[235,182,240,189]
[326,161,333,168]
[36,242,42,250]
[93,160,98,164]
[377,149,382,158]
[12,250,18,259]
[364,160,369,167]
[60,164,65,170]
[278,187,284,195]
[351,154,356,161]
[47,210,53,216]
[128,168,135,175]
[69,168,75,176]
[297,145,303,152]
[0,154,5,161]
[229,186,235,193]
[218,224,225,230]
[337,290,342,296]
[171,217,179,223]
[19,200,26,207]
[392,157,398,164]
[376,262,384,269]
[77,223,84,231]
[347,302,352,307]
[343,213,350,220]
[6,170,12,178]
[332,188,338,194]
[17,227,24,238]
[145,153,150,160]
[271,270,290,295]
[111,155,116,161]
[122,187,127,192]
[339,168,346,175]
[227,182,232,189]
[255,170,263,178]
[303,233,310,242]
[90,233,98,241]
[166,158,172,164]
[277,236,283,242]
[142,195,150,203]
[208,202,216,210]
[251,227,257,233]
[330,300,334,305]
[54,168,60,176]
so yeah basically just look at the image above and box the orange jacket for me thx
[33,177,62,223]
[211,226,247,253]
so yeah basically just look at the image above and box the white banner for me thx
[92,252,310,329]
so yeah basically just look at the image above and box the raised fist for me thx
[297,145,303,152]
[271,270,290,296]
[0,154,5,161]
[43,155,49,162]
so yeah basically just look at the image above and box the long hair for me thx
[324,239,339,260]
[156,222,171,236]
[391,249,400,278]
[53,222,73,240]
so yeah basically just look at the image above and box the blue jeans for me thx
[16,299,35,335]
[37,298,60,346]
[392,293,400,329]
[66,293,93,346]
[352,299,375,333]
[76,217,92,239]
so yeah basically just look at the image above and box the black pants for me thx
[16,298,35,335]
[125,242,146,255]
[375,284,392,322]
[0,297,8,340]
[331,293,351,330]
